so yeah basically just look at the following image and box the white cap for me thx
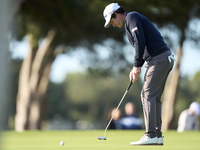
[103,3,120,28]
[190,102,200,116]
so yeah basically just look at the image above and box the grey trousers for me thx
[141,50,174,138]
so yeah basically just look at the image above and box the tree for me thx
[98,0,200,130]
[14,0,127,131]
[101,0,200,130]
[15,30,58,131]
[123,0,200,130]
[14,0,200,131]
[155,1,200,130]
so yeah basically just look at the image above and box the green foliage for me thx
[190,72,200,100]
[46,71,143,127]
[16,0,125,48]
[16,0,200,71]
[45,82,68,119]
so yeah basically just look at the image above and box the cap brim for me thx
[104,15,111,28]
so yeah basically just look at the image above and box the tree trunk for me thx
[15,40,35,131]
[161,45,183,131]
[15,30,56,131]
[29,55,56,129]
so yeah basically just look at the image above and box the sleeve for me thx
[177,111,187,133]
[126,13,146,67]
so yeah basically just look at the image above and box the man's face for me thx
[109,13,124,28]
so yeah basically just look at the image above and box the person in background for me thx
[177,102,200,132]
[121,102,143,129]
[108,108,122,129]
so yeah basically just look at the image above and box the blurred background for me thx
[0,0,200,132]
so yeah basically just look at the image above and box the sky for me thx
[11,39,200,83]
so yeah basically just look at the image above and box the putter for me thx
[98,80,133,140]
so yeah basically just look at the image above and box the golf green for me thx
[1,130,200,150]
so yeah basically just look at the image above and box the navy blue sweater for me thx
[125,12,169,67]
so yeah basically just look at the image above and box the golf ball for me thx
[60,141,64,146]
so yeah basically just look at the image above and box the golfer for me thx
[103,3,175,146]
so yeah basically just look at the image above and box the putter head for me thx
[97,136,106,140]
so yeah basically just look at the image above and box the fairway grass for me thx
[1,130,200,150]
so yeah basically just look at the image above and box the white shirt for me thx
[177,109,199,133]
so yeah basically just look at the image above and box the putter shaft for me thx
[103,81,132,138]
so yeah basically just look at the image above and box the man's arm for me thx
[126,12,146,67]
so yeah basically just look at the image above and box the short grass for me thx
[1,130,200,150]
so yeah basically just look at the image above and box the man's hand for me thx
[129,67,141,83]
